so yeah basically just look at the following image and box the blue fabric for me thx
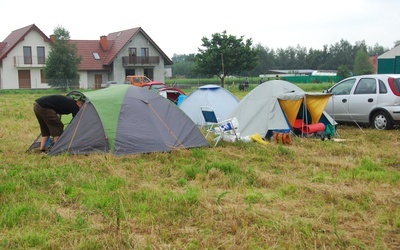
[201,110,218,123]
[177,95,186,106]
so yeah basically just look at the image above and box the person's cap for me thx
[68,93,86,102]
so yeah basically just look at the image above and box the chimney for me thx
[50,35,56,43]
[100,35,108,51]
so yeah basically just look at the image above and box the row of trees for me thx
[172,31,399,86]
[43,27,398,89]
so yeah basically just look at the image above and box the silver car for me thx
[324,74,400,130]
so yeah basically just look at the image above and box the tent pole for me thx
[304,95,307,125]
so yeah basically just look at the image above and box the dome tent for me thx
[48,85,209,156]
[179,84,239,126]
[230,80,337,138]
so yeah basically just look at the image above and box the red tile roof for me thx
[0,24,50,60]
[0,42,7,55]
[72,27,172,70]
[0,25,172,71]
[70,40,111,71]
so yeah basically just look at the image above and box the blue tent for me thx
[179,84,239,126]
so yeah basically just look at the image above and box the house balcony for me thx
[14,56,46,68]
[122,56,160,66]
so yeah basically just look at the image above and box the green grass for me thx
[0,86,399,249]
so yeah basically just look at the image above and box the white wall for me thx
[114,32,166,83]
[82,71,109,89]
[78,71,89,89]
[1,30,52,89]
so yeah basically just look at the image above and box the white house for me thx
[0,24,173,89]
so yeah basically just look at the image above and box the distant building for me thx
[259,69,339,83]
[369,54,378,74]
[260,69,337,78]
[0,24,172,89]
[377,45,400,74]
[263,69,315,77]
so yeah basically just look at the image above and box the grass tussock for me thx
[0,91,399,249]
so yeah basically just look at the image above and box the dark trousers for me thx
[33,102,64,137]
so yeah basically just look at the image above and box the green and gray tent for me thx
[48,85,210,156]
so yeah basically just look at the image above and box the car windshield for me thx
[149,84,167,91]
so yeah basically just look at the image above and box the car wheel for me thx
[372,111,393,130]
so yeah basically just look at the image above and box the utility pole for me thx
[221,53,225,87]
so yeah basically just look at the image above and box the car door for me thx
[347,77,378,123]
[325,78,356,121]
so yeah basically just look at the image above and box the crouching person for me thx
[33,95,83,152]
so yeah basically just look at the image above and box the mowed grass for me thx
[0,88,399,249]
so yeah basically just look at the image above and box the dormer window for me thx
[93,52,100,60]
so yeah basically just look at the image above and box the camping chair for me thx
[200,106,240,146]
[213,117,240,147]
[201,106,220,138]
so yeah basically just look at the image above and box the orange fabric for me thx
[278,99,303,127]
[304,94,331,124]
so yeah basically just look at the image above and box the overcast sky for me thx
[2,0,399,58]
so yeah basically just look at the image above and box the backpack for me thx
[325,124,336,139]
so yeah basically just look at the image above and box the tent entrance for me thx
[278,93,333,138]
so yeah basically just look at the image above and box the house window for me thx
[129,48,137,64]
[93,52,100,60]
[40,69,46,83]
[37,47,45,64]
[23,46,32,64]
[144,68,154,80]
[129,48,137,56]
[125,69,135,76]
[141,48,149,57]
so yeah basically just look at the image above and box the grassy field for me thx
[0,85,399,249]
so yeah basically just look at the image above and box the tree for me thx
[353,49,375,75]
[295,45,308,69]
[171,53,196,78]
[368,43,388,56]
[44,26,82,91]
[194,31,258,87]
[327,39,354,71]
[305,46,329,69]
[249,43,275,76]
[337,65,351,78]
